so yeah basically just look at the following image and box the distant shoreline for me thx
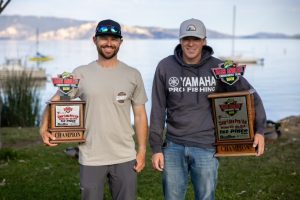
[1,15,299,40]
[0,37,300,41]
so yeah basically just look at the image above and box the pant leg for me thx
[189,147,219,200]
[80,165,108,200]
[108,160,137,200]
[162,141,189,200]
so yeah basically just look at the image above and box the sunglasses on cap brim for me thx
[96,25,121,35]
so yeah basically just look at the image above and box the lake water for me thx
[1,39,299,121]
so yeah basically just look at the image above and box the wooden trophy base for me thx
[208,90,256,157]
[215,141,256,157]
[48,101,86,144]
[49,129,85,144]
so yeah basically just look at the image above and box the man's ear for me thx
[93,36,97,44]
[203,38,207,46]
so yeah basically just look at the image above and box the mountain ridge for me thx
[0,15,298,40]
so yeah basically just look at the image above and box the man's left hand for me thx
[253,133,265,156]
[134,150,146,173]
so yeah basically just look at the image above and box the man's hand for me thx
[132,104,148,173]
[152,153,164,171]
[134,150,146,173]
[39,93,61,147]
[40,129,57,147]
[253,133,264,156]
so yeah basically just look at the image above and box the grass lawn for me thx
[0,127,299,200]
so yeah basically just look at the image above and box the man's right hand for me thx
[40,129,58,147]
[152,153,164,171]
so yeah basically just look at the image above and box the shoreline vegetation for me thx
[0,115,299,199]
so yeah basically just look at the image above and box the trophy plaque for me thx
[208,90,256,157]
[48,72,85,143]
[209,60,256,157]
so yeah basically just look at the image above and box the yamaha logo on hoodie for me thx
[168,76,216,93]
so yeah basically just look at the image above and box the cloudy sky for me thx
[3,0,300,35]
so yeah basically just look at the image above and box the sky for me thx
[2,0,300,36]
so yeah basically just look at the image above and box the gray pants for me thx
[80,160,137,200]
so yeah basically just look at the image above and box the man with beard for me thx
[40,19,148,200]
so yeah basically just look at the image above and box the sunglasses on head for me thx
[96,25,120,34]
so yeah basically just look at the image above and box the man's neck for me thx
[183,55,202,65]
[97,57,118,68]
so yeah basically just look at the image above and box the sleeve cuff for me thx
[151,145,162,154]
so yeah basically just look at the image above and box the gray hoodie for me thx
[149,44,266,154]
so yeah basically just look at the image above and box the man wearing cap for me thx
[149,18,266,199]
[40,19,148,200]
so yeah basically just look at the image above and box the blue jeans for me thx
[162,140,219,200]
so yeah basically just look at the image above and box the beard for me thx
[97,45,120,60]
